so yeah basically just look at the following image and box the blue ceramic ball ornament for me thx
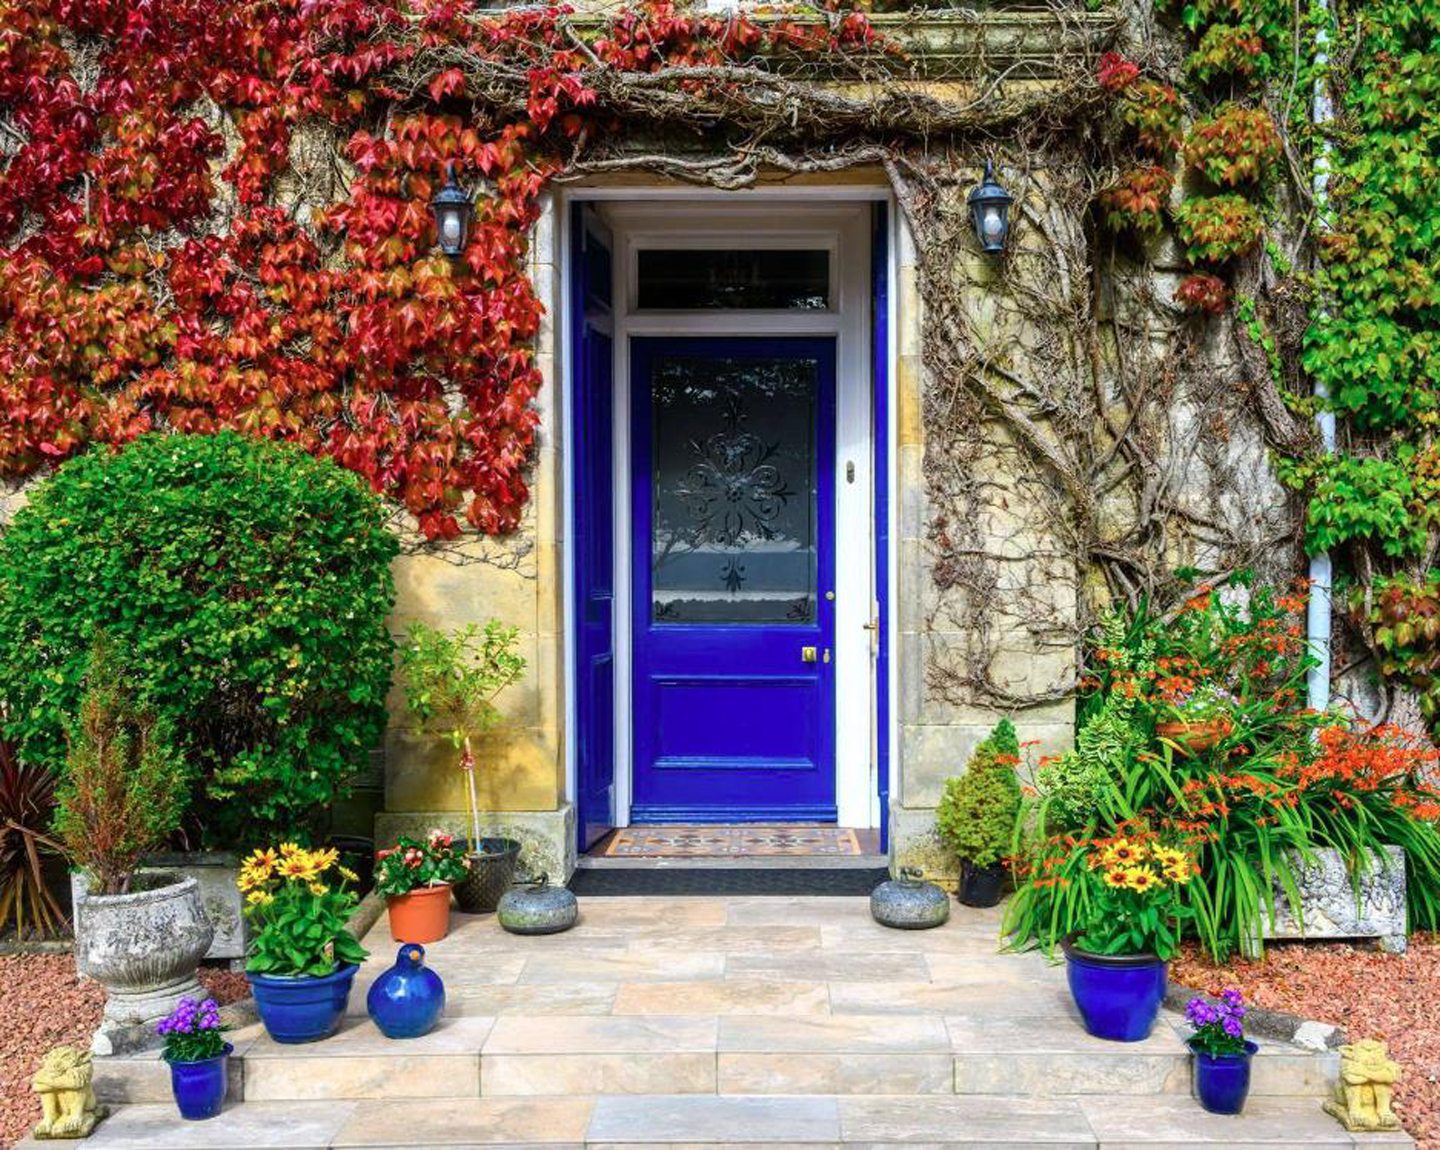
[366,944,446,1039]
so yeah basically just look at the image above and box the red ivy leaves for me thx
[1175,273,1230,316]
[0,0,875,538]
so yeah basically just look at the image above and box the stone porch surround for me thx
[30,895,1407,1149]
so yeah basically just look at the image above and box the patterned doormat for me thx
[602,825,865,858]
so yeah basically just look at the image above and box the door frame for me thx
[560,190,897,836]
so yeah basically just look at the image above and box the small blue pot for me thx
[1062,938,1167,1042]
[248,963,359,1044]
[167,1043,232,1120]
[368,944,446,1039]
[1192,1041,1258,1114]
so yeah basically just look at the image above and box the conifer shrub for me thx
[936,718,1023,869]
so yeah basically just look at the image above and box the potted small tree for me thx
[397,620,526,912]
[240,843,368,1043]
[936,719,1022,907]
[374,831,468,943]
[157,997,231,1121]
[1185,988,1257,1114]
[1062,834,1195,1041]
[56,642,213,1055]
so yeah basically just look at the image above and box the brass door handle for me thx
[801,646,818,663]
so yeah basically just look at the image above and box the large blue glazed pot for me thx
[1061,937,1167,1042]
[1192,1041,1258,1114]
[367,944,446,1039]
[248,963,359,1044]
[167,1043,232,1120]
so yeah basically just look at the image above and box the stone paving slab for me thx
[22,1093,1412,1149]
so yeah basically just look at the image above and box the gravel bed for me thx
[0,956,248,1150]
[1174,935,1440,1149]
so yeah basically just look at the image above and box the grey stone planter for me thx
[71,851,245,961]
[1246,845,1407,957]
[74,872,214,1055]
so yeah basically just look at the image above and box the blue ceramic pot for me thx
[367,944,446,1039]
[167,1043,232,1120]
[1192,1041,1258,1114]
[1061,938,1167,1042]
[248,963,359,1044]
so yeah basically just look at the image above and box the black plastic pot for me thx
[957,860,1005,908]
[454,838,522,913]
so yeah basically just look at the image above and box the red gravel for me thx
[1174,936,1440,1149]
[0,956,250,1150]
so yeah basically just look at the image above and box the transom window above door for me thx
[635,248,831,311]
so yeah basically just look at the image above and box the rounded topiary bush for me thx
[0,432,398,847]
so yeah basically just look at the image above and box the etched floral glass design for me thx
[651,355,817,624]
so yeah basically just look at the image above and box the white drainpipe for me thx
[1306,0,1336,713]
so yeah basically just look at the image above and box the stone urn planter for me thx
[74,872,214,1055]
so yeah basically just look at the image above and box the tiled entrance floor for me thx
[31,896,1411,1149]
[598,826,876,858]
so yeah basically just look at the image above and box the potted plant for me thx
[1185,988,1257,1114]
[397,620,527,912]
[936,719,1022,907]
[374,831,468,943]
[158,997,231,1120]
[1062,834,1195,1041]
[55,642,213,1056]
[1155,683,1236,755]
[240,843,368,1043]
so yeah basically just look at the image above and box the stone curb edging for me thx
[1165,982,1344,1052]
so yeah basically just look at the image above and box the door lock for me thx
[801,646,818,663]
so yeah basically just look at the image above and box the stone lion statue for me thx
[1323,1039,1402,1132]
[31,1045,104,1140]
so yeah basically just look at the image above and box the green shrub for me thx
[53,641,188,896]
[0,433,398,848]
[936,719,1023,868]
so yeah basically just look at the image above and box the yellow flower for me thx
[309,847,339,873]
[278,842,302,859]
[279,855,318,881]
[1123,866,1159,893]
[337,866,359,883]
[308,881,328,897]
[1163,860,1194,885]
[1106,839,1147,867]
[1103,868,1129,889]
[245,890,274,907]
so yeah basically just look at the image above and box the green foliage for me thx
[1360,574,1440,727]
[936,719,1022,868]
[1009,576,1440,960]
[0,433,398,848]
[373,831,469,897]
[1172,194,1265,263]
[1184,103,1282,186]
[53,641,188,897]
[1185,23,1273,84]
[1098,166,1174,235]
[239,844,368,978]
[398,620,526,750]
[1075,838,1195,960]
[1302,454,1425,558]
[1118,80,1185,155]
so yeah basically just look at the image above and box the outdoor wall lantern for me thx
[429,162,474,258]
[968,160,1014,256]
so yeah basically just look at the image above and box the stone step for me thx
[92,1013,1337,1105]
[20,1093,1412,1149]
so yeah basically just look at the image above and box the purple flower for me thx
[1222,1016,1243,1038]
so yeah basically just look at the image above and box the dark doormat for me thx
[568,867,890,896]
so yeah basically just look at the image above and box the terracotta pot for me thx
[386,883,453,943]
[1156,718,1232,755]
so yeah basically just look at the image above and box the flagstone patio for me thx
[25,895,1412,1149]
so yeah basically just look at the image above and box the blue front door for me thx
[630,338,837,823]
